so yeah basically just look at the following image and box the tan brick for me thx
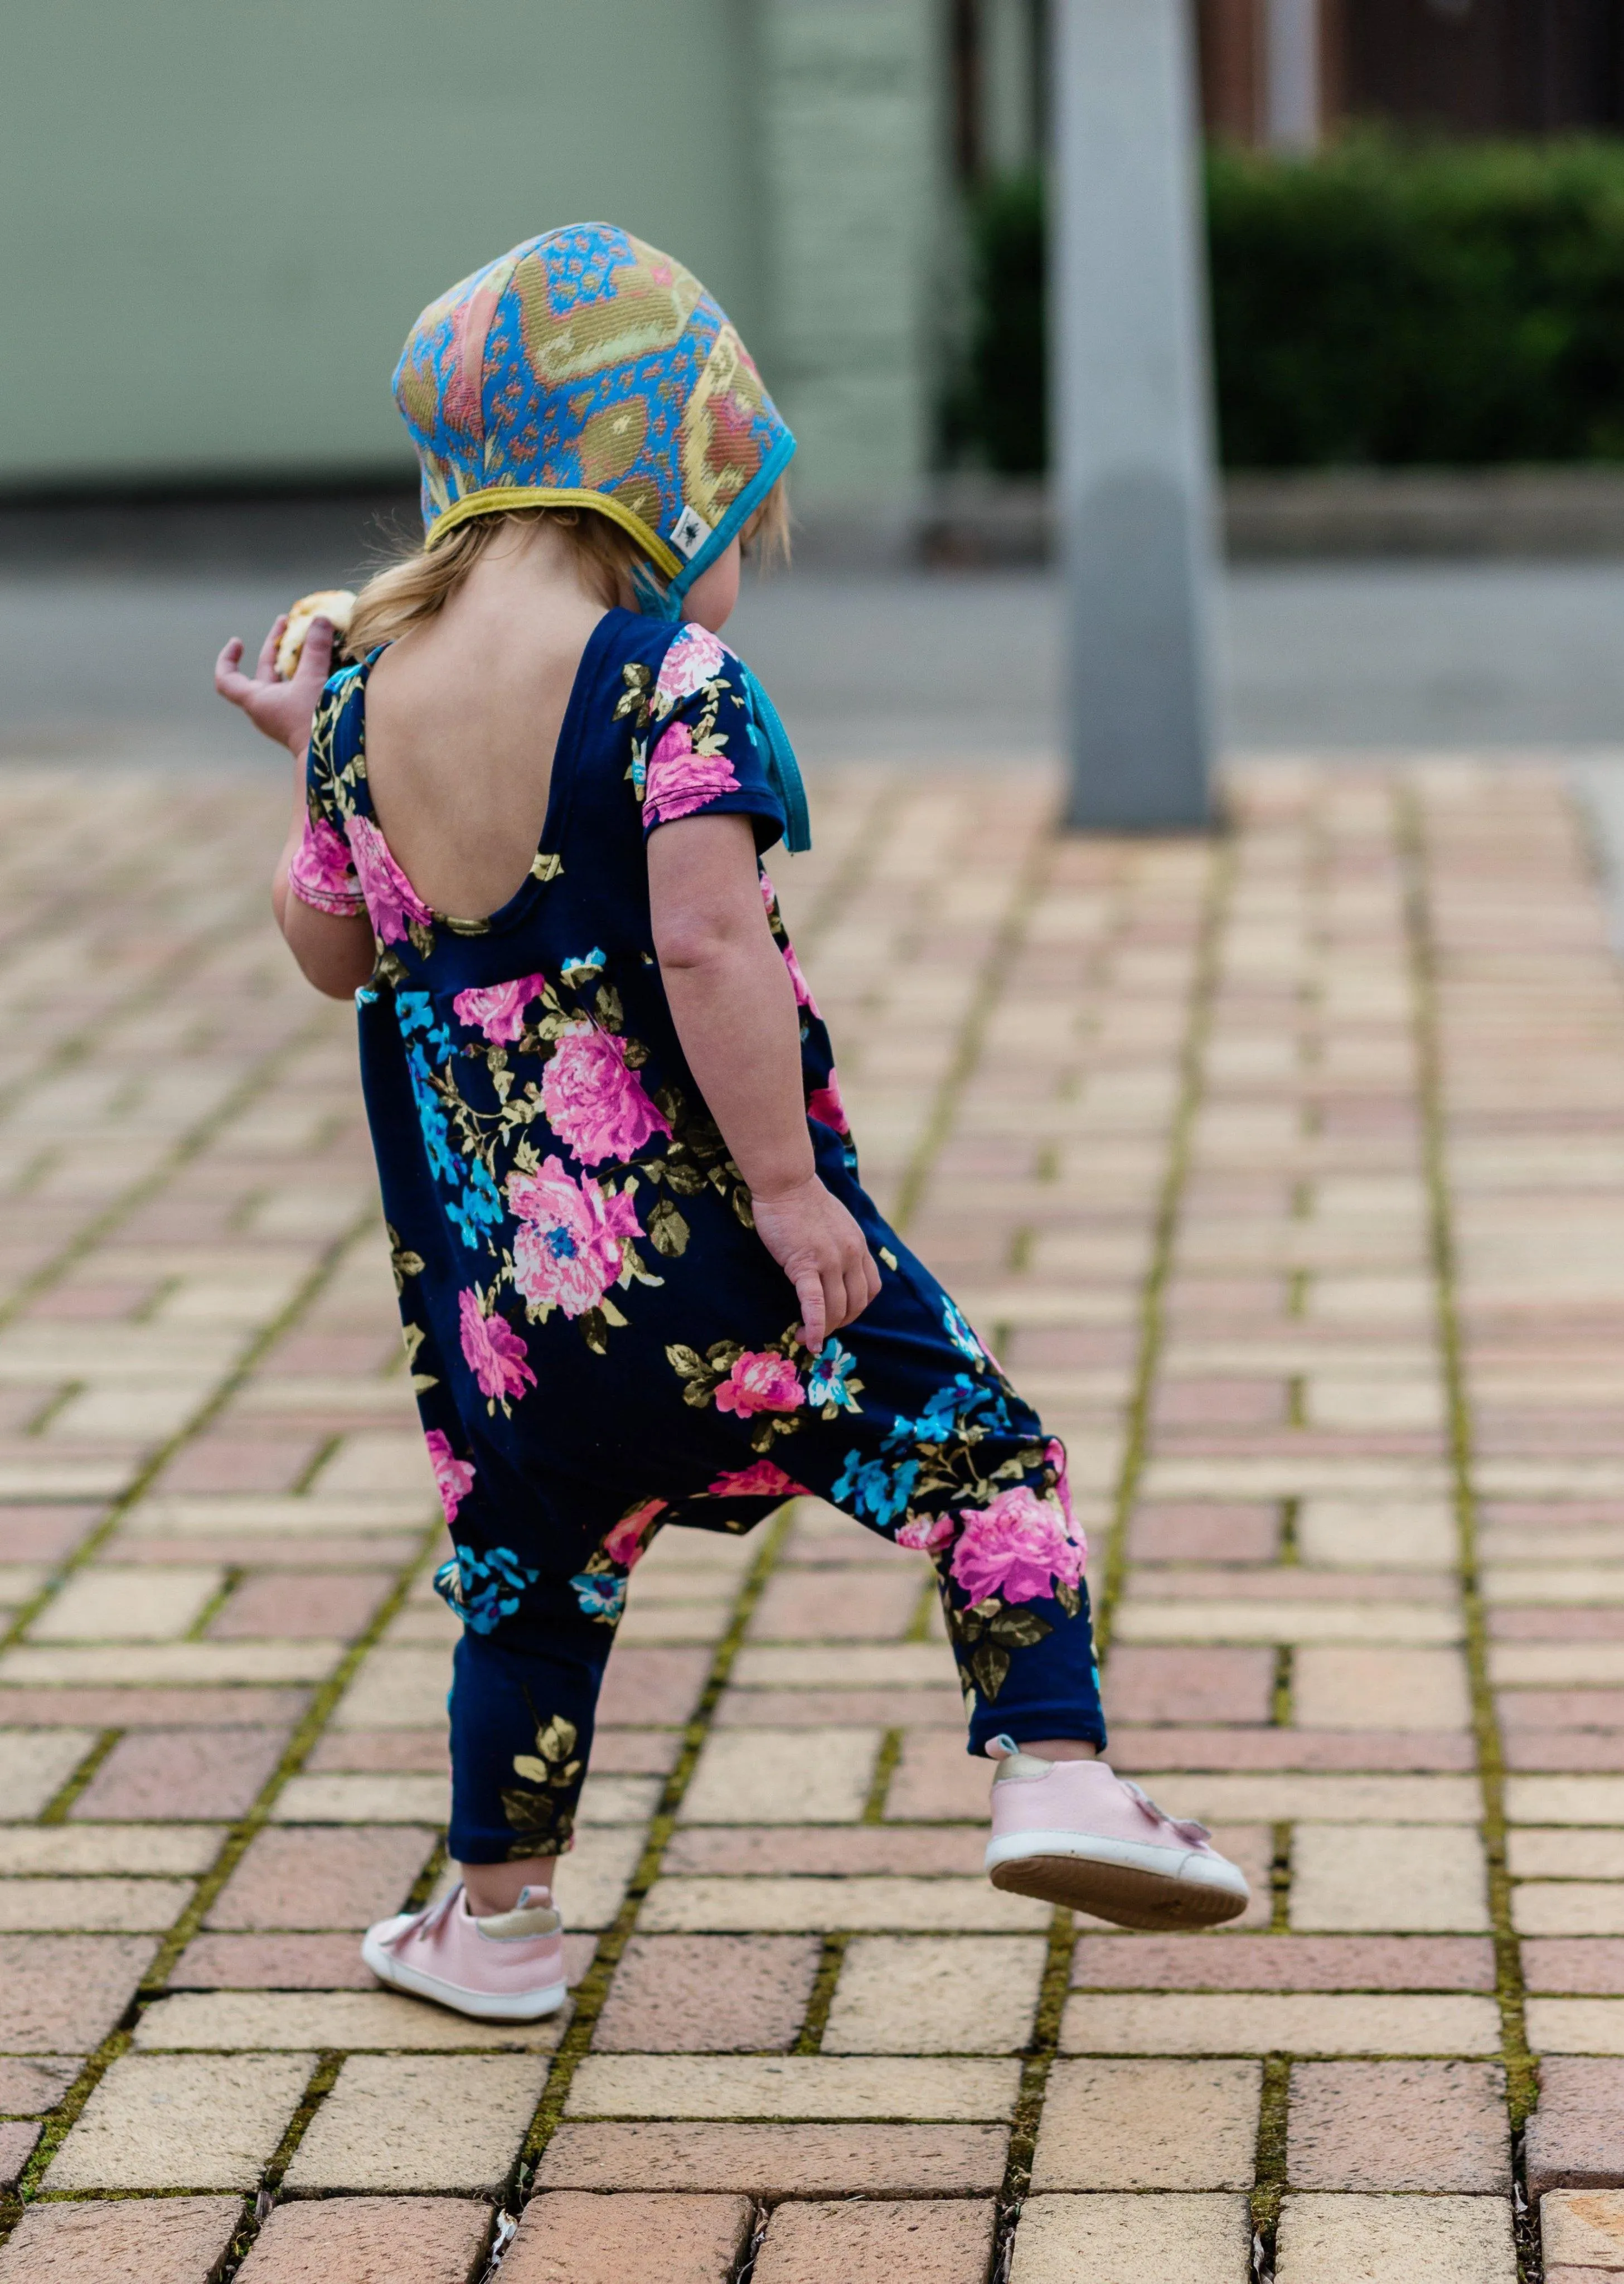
[269,1773,448,1823]
[46,2051,314,2189]
[1113,1601,1462,1646]
[501,2194,752,2284]
[1294,1647,1472,1730]
[578,1774,662,1826]
[315,1433,435,1496]
[1511,1831,1624,1879]
[0,1876,192,1932]
[678,1730,881,1825]
[1290,1825,1491,1933]
[754,2199,995,2284]
[1513,1885,1624,1937]
[823,1935,1048,2054]
[28,1565,225,1641]
[236,2197,492,2283]
[282,2054,549,2194]
[535,2121,1009,2195]
[553,1828,645,1932]
[334,1646,453,1728]
[1528,2001,1624,2055]
[0,1728,100,1816]
[1543,2189,1624,2270]
[1296,1501,1455,1567]
[1275,2193,1518,2282]
[1059,1992,1501,2056]
[1031,2059,1261,2190]
[0,2196,244,2283]
[132,1991,566,2053]
[618,1600,733,1647]
[0,1643,342,1684]
[1491,1646,1624,1686]
[565,2055,1019,2121]
[1507,1777,1624,1827]
[638,1876,1049,1934]
[730,1646,954,1688]
[1122,1773,1478,1824]
[0,1818,216,1872]
[1009,2194,1253,2282]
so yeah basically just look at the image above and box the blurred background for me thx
[8,0,1624,772]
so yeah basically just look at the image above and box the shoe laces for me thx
[1119,1778,1211,1847]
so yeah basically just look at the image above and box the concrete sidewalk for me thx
[0,762,1618,2279]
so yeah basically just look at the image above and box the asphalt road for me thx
[2,547,1622,770]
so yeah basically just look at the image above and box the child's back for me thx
[363,522,608,921]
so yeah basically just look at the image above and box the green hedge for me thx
[961,137,1624,471]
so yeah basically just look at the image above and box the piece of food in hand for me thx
[275,590,356,680]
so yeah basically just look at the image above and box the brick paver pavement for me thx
[0,759,1620,2278]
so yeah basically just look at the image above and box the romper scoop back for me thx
[294,607,1098,1764]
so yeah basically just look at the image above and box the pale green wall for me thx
[1,0,951,500]
[1,0,759,483]
[760,0,951,502]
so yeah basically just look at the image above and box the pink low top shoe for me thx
[361,1883,568,2021]
[985,1738,1250,1929]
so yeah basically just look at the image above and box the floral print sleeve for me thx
[287,679,366,918]
[629,623,786,851]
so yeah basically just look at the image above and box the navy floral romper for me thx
[290,610,1106,1862]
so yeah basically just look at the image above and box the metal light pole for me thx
[1051,0,1218,830]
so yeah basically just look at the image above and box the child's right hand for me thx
[215,613,335,755]
[750,1174,882,1353]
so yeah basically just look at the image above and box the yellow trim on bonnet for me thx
[424,486,684,580]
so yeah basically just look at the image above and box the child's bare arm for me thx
[648,813,880,1351]
[215,616,374,1000]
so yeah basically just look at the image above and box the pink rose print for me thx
[643,719,741,826]
[760,877,820,1014]
[425,1429,475,1525]
[714,1351,806,1420]
[656,622,727,707]
[508,1156,642,1318]
[345,813,432,945]
[706,1460,810,1498]
[540,1023,671,1167]
[807,1072,850,1135]
[895,1512,954,1555]
[458,1289,537,1405]
[287,815,363,917]
[950,1484,1086,1607]
[453,974,548,1044]
[603,1496,667,1570]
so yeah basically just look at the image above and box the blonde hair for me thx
[345,477,790,656]
[740,478,792,567]
[346,504,643,655]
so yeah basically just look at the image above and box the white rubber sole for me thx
[361,1918,569,2022]
[986,1828,1250,1929]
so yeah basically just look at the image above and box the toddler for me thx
[216,224,1245,2022]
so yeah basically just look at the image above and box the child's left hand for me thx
[215,613,334,755]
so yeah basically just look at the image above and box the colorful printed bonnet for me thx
[393,222,806,846]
